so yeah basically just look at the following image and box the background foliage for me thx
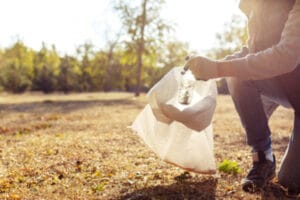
[0,1,247,94]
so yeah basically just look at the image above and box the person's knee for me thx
[226,77,237,94]
[226,77,249,97]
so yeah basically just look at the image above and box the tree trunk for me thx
[135,0,147,97]
[104,46,114,92]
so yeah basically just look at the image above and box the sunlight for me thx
[163,0,244,53]
[0,0,244,54]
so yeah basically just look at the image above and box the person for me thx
[184,0,300,194]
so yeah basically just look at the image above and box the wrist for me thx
[216,60,233,77]
[215,61,222,78]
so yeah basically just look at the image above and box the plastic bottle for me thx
[178,69,196,104]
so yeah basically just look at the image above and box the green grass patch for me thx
[218,159,242,175]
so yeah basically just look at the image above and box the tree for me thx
[0,41,34,93]
[0,63,32,93]
[157,40,190,74]
[114,0,172,96]
[0,49,3,66]
[103,49,123,91]
[100,27,122,91]
[57,55,78,93]
[76,42,95,91]
[32,43,60,93]
[207,15,248,60]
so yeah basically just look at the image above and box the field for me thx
[0,92,296,200]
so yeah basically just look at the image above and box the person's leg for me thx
[277,66,300,194]
[278,113,300,194]
[261,96,279,120]
[227,65,300,193]
[227,78,277,152]
[226,77,283,192]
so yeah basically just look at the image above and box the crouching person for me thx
[184,0,300,194]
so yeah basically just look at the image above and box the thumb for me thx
[183,55,197,71]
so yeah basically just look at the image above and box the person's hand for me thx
[184,56,219,80]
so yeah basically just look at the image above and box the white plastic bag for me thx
[131,67,217,174]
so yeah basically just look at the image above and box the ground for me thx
[0,92,298,200]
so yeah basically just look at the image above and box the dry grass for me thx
[0,92,296,200]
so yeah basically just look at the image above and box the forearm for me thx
[218,43,300,80]
[223,46,249,61]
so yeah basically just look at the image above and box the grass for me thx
[0,92,296,199]
[218,160,241,175]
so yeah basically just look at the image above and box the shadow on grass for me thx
[0,98,144,114]
[117,178,217,200]
[261,182,299,200]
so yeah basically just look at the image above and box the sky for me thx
[0,0,244,55]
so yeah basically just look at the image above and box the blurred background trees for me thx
[0,41,34,93]
[114,0,173,96]
[207,15,247,60]
[0,5,246,94]
[206,15,247,94]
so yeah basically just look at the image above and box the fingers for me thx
[183,56,218,80]
[182,56,191,73]
[183,55,196,72]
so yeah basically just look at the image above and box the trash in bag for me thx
[131,67,217,174]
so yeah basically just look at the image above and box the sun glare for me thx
[163,0,243,53]
[0,0,243,54]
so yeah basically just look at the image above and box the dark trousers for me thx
[226,65,300,192]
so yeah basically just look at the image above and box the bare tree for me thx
[114,0,172,96]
